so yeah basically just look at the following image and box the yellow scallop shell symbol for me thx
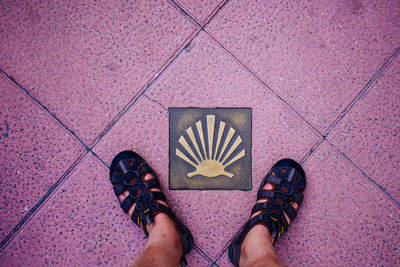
[176,115,245,178]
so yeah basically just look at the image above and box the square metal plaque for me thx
[169,108,252,190]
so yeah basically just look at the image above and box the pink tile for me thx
[95,32,320,259]
[214,251,232,267]
[329,57,400,201]
[0,0,197,145]
[207,0,400,133]
[0,74,84,241]
[0,154,211,266]
[188,250,213,266]
[93,96,169,169]
[174,0,225,24]
[216,141,400,266]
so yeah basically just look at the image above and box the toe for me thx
[128,202,136,217]
[262,182,274,191]
[283,202,298,225]
[256,182,274,204]
[143,173,168,207]
[143,173,154,181]
[118,189,129,202]
[252,183,275,218]
[144,174,161,192]
[255,182,299,225]
[118,189,136,216]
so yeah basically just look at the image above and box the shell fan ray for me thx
[176,115,246,178]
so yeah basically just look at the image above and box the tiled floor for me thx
[1,0,399,266]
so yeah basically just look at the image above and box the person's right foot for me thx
[239,181,298,267]
[239,224,283,267]
[228,158,306,267]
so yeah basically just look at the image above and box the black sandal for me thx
[228,158,306,267]
[110,150,193,266]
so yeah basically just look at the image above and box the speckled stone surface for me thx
[174,0,225,24]
[0,154,211,266]
[95,31,321,259]
[93,96,169,171]
[0,0,197,145]
[216,141,400,266]
[1,1,399,265]
[207,0,400,134]
[329,57,400,202]
[0,73,85,241]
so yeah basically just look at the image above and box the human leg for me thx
[122,178,182,267]
[110,151,193,267]
[238,224,284,267]
[229,158,306,267]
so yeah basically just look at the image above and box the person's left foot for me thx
[117,172,182,253]
[109,151,193,265]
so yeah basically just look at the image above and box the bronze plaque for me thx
[169,108,252,190]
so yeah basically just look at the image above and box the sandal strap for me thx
[144,178,160,189]
[229,213,281,267]
[264,172,282,185]
[109,151,193,267]
[292,191,304,203]
[284,202,298,221]
[112,183,126,196]
[228,159,306,267]
[120,195,135,213]
[153,205,192,267]
[148,191,167,203]
[256,189,274,199]
[134,164,152,177]
[131,203,192,266]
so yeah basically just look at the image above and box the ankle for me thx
[141,243,181,266]
[144,240,182,258]
[241,253,284,267]
[146,213,183,257]
[240,224,278,267]
[241,224,274,254]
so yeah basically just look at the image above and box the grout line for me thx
[89,28,203,150]
[203,30,324,139]
[142,94,168,111]
[212,138,327,263]
[89,150,217,265]
[325,47,400,137]
[201,0,230,27]
[300,137,325,165]
[88,147,217,264]
[193,244,215,264]
[0,68,113,191]
[0,151,88,251]
[89,92,144,149]
[167,0,202,27]
[90,0,230,150]
[211,137,400,265]
[0,69,90,152]
[168,0,230,29]
[90,150,110,168]
[326,139,400,207]
[213,224,244,264]
[213,245,230,265]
